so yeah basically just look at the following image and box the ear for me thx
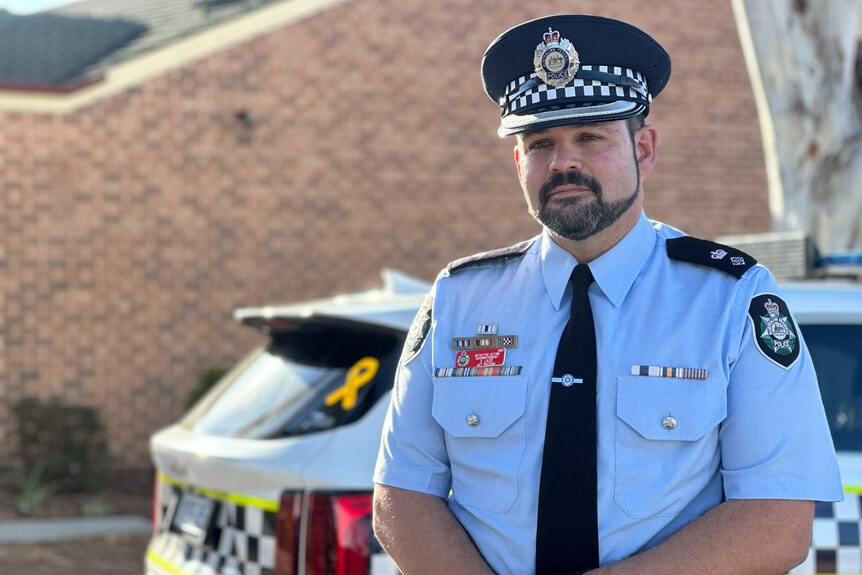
[634,124,658,177]
[513,144,522,178]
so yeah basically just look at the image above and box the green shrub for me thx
[17,458,65,514]
[186,367,227,409]
[13,398,109,493]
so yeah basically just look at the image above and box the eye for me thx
[578,133,603,142]
[525,138,552,151]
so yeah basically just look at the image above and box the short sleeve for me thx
[720,267,843,502]
[373,283,452,498]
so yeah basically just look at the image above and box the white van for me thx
[145,259,862,575]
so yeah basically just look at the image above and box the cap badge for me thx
[534,27,580,88]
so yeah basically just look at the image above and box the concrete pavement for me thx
[0,515,151,544]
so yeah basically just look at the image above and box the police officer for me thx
[372,14,842,575]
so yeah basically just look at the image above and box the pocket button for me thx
[662,416,677,430]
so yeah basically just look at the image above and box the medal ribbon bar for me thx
[451,335,519,350]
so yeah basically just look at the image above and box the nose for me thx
[548,141,583,173]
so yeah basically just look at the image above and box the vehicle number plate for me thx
[171,491,217,543]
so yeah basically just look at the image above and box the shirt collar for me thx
[541,212,657,310]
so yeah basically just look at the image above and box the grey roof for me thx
[0,0,284,89]
[0,9,145,88]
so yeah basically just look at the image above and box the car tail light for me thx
[274,492,374,575]
[306,493,373,575]
[275,492,303,575]
[152,473,160,535]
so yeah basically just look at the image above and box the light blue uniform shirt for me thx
[374,213,842,574]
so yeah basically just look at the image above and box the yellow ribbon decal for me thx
[325,356,380,410]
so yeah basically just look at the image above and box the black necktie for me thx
[536,264,599,575]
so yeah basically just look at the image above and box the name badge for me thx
[456,348,506,368]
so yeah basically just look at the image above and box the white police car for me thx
[145,255,862,575]
[145,270,427,575]
[783,279,862,574]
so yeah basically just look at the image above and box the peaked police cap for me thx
[482,15,671,136]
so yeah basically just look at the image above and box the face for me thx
[514,120,657,243]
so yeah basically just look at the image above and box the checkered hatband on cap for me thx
[503,65,649,117]
[496,64,652,135]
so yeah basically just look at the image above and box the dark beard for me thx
[532,170,639,241]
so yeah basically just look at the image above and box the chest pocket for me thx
[615,375,727,518]
[432,375,528,513]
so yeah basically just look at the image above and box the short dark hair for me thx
[625,113,645,136]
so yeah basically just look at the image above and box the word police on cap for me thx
[534,28,580,87]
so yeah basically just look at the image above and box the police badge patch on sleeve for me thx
[748,293,800,369]
[401,293,433,365]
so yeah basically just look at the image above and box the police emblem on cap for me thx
[534,27,579,88]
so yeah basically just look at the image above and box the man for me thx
[372,14,842,575]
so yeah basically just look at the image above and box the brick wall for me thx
[0,0,769,472]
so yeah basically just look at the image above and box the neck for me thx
[549,207,641,264]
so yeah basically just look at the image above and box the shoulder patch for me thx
[748,293,801,369]
[401,293,433,365]
[666,236,757,279]
[447,239,535,274]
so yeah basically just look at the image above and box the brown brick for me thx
[0,0,769,471]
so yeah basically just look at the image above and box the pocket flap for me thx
[617,375,727,441]
[432,376,528,438]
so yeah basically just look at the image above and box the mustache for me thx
[539,171,602,204]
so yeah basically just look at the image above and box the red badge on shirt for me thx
[455,348,506,368]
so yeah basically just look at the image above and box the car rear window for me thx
[181,319,403,439]
[803,324,862,452]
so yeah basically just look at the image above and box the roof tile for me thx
[0,0,282,89]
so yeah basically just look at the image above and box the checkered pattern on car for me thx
[151,482,862,575]
[503,66,648,116]
[790,494,862,574]
[148,481,277,575]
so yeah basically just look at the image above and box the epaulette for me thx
[666,236,757,279]
[447,239,535,274]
